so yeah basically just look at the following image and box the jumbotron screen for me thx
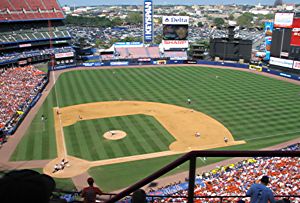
[163,25,188,40]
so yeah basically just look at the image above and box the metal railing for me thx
[105,150,300,203]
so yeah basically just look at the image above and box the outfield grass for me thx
[89,154,228,192]
[89,128,300,192]
[64,114,175,161]
[11,66,300,164]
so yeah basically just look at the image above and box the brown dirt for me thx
[43,101,244,178]
[1,64,300,190]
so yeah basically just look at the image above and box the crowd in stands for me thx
[0,65,47,132]
[113,47,162,60]
[0,46,75,63]
[142,143,300,203]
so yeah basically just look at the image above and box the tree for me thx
[237,12,254,27]
[197,22,204,27]
[264,13,275,20]
[64,15,113,27]
[214,18,225,27]
[179,12,187,16]
[154,34,163,44]
[228,14,234,20]
[111,17,123,26]
[156,17,162,24]
[125,12,142,25]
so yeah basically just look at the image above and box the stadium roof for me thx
[0,0,64,22]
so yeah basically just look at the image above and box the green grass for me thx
[88,129,300,192]
[89,155,227,192]
[64,114,175,161]
[11,66,300,161]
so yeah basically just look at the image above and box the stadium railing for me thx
[105,150,300,203]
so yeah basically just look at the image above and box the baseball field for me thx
[8,66,300,191]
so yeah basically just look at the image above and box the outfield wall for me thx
[79,59,300,82]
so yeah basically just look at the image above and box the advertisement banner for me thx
[162,40,188,49]
[143,0,153,43]
[110,61,129,66]
[264,22,273,60]
[163,24,188,40]
[19,43,32,48]
[290,18,300,46]
[274,13,294,28]
[18,60,27,65]
[114,42,143,47]
[270,57,293,68]
[249,65,262,72]
[293,61,300,69]
[163,16,189,25]
[55,52,74,59]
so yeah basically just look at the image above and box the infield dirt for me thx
[43,101,245,178]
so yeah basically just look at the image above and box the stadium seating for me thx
[100,54,114,61]
[115,47,161,59]
[0,26,71,44]
[164,51,188,60]
[0,65,47,132]
[0,0,64,22]
[0,46,75,64]
[138,143,300,203]
[146,47,161,58]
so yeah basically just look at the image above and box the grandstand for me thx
[0,0,76,135]
[0,0,75,68]
[164,50,188,60]
[110,148,300,203]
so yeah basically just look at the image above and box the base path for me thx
[43,101,245,178]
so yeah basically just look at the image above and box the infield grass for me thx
[64,114,175,161]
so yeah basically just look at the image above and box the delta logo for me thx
[170,17,188,23]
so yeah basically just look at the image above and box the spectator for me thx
[81,177,103,203]
[0,169,55,203]
[0,65,47,132]
[246,175,276,203]
[135,143,300,203]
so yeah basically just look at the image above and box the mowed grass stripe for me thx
[126,115,156,153]
[107,117,132,156]
[112,116,140,156]
[143,115,175,148]
[89,119,111,159]
[84,71,104,102]
[117,116,147,155]
[135,115,166,151]
[63,115,175,160]
[99,118,117,158]
[65,125,82,157]
[11,66,300,162]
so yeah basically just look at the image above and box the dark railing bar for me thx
[187,156,196,203]
[106,150,300,202]
[145,195,300,198]
[106,152,191,203]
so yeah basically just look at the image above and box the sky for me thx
[58,0,298,6]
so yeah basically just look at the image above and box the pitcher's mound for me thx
[103,130,127,140]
